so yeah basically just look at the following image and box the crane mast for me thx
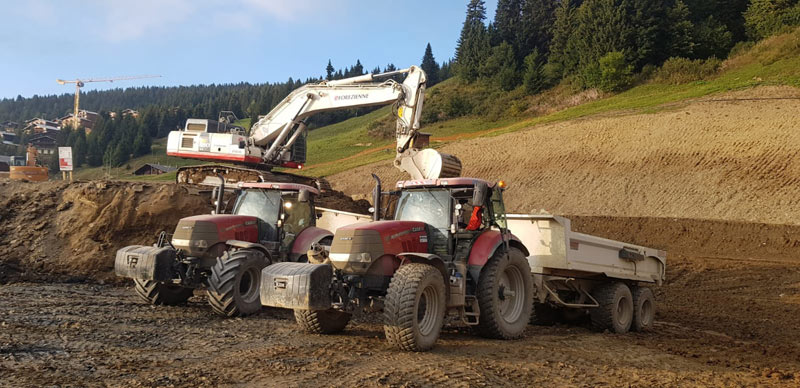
[167,66,461,183]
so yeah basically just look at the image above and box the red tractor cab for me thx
[115,182,332,317]
[261,177,533,351]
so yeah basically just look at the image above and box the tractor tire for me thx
[631,287,656,332]
[206,249,268,317]
[530,303,559,326]
[476,247,533,339]
[295,309,351,334]
[384,263,446,351]
[590,282,634,333]
[133,279,193,306]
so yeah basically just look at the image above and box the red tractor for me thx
[261,177,533,351]
[115,182,333,317]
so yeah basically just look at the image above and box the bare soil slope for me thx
[0,181,368,282]
[330,86,800,225]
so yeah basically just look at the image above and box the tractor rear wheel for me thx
[631,287,655,331]
[206,249,269,317]
[133,279,193,306]
[384,263,446,351]
[295,309,351,334]
[476,247,533,339]
[590,282,634,333]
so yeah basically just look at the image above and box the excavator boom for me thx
[167,66,461,184]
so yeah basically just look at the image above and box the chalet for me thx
[1,131,17,145]
[1,121,19,131]
[28,133,58,156]
[122,109,140,118]
[133,163,176,176]
[24,118,60,134]
[59,110,100,133]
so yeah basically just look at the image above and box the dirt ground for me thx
[1,215,798,387]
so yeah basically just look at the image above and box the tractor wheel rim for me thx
[498,264,525,324]
[239,267,259,302]
[417,285,440,336]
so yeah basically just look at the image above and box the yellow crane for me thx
[56,75,161,128]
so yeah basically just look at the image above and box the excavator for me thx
[166,66,462,187]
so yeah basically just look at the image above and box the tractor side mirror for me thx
[472,182,488,207]
[298,189,310,203]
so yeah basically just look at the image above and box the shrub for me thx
[366,114,396,139]
[523,49,546,95]
[652,57,722,84]
[580,51,633,92]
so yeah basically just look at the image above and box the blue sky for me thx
[0,0,497,99]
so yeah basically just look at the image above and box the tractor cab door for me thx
[280,191,313,250]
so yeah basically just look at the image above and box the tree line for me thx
[454,0,800,93]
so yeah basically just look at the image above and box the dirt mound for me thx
[329,86,800,225]
[0,180,368,283]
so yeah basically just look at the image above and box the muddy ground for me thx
[2,215,799,387]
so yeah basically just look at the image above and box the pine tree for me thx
[353,60,364,76]
[665,0,695,58]
[421,43,441,86]
[520,0,558,58]
[548,0,581,78]
[494,0,523,47]
[482,42,520,90]
[744,0,800,39]
[456,0,491,82]
[523,48,546,94]
[572,0,634,70]
[326,60,335,80]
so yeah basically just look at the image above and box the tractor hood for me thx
[172,214,259,257]
[329,220,429,274]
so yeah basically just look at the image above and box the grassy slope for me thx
[299,29,800,177]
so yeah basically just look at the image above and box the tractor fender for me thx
[225,240,272,264]
[467,230,529,268]
[290,227,333,261]
[396,253,449,287]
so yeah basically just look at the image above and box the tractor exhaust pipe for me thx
[371,174,381,221]
[215,174,225,214]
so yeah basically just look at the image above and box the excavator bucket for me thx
[395,149,462,180]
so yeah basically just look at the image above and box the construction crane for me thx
[56,75,161,128]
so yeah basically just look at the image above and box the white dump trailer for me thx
[507,214,666,333]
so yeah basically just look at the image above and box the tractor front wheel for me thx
[133,279,193,306]
[295,309,351,334]
[206,249,269,317]
[384,263,446,351]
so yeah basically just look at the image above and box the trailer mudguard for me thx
[290,227,333,261]
[115,245,176,282]
[260,262,333,310]
[467,230,529,268]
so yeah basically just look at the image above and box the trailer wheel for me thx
[590,282,633,333]
[384,263,446,351]
[476,248,533,339]
[295,309,351,334]
[631,287,655,331]
[206,249,268,317]
[133,279,193,306]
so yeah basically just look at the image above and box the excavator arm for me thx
[166,66,461,183]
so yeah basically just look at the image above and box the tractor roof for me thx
[237,182,319,194]
[396,178,493,189]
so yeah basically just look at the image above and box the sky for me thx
[0,0,498,99]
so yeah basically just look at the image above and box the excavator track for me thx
[176,164,331,193]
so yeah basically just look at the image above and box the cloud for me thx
[240,0,328,21]
[93,0,196,42]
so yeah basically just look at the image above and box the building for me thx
[27,133,59,156]
[23,118,60,134]
[122,109,140,118]
[133,163,176,176]
[1,121,19,132]
[1,131,17,145]
[58,110,100,133]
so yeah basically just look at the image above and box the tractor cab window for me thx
[394,189,451,230]
[281,191,313,246]
[489,188,507,230]
[233,189,281,241]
